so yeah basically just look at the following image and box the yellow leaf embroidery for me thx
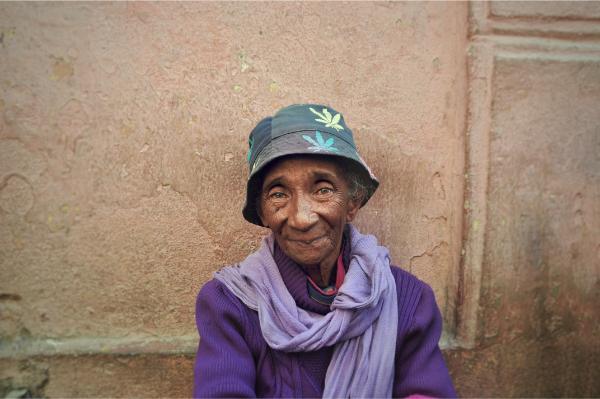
[331,113,340,125]
[309,107,344,132]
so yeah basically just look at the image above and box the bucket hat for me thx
[243,103,379,226]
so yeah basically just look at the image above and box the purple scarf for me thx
[214,225,398,398]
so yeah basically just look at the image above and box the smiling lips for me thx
[289,236,325,245]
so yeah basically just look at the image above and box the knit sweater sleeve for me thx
[193,279,257,398]
[393,277,457,398]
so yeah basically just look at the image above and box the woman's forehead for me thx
[265,155,344,174]
[262,155,347,185]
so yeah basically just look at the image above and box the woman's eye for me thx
[269,192,287,199]
[316,187,333,195]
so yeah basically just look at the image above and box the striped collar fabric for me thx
[306,252,346,306]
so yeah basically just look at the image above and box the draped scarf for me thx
[214,224,398,398]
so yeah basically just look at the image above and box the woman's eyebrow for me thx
[263,176,285,191]
[312,171,338,181]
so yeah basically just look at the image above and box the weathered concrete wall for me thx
[1,3,467,396]
[0,2,598,397]
[446,1,600,397]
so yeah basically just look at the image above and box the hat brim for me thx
[242,131,379,226]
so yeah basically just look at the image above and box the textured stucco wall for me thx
[446,1,600,397]
[1,2,467,396]
[1,2,599,397]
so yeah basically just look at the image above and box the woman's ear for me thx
[345,197,361,223]
[256,200,269,228]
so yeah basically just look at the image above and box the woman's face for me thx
[259,156,360,271]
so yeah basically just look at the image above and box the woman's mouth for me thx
[289,236,324,246]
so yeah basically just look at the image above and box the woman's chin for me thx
[283,239,333,266]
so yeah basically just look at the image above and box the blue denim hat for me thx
[243,103,379,226]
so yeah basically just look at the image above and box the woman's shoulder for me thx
[197,277,230,301]
[389,264,430,300]
[195,277,262,340]
[388,265,441,333]
[196,277,247,318]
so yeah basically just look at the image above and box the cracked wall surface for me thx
[1,2,599,397]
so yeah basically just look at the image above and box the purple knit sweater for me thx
[194,242,456,398]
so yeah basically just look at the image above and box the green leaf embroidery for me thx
[309,107,345,132]
[316,131,325,146]
[302,134,319,147]
[302,131,339,153]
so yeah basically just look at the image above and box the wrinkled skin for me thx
[259,155,360,286]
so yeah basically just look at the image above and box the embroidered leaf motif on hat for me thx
[302,131,340,153]
[309,107,344,131]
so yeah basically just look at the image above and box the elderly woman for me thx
[193,104,456,398]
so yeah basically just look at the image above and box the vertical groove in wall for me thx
[456,38,494,349]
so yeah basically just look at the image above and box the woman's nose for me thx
[288,194,318,231]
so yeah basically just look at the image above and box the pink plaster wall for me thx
[0,2,598,397]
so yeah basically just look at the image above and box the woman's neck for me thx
[304,242,342,287]
[304,262,336,287]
